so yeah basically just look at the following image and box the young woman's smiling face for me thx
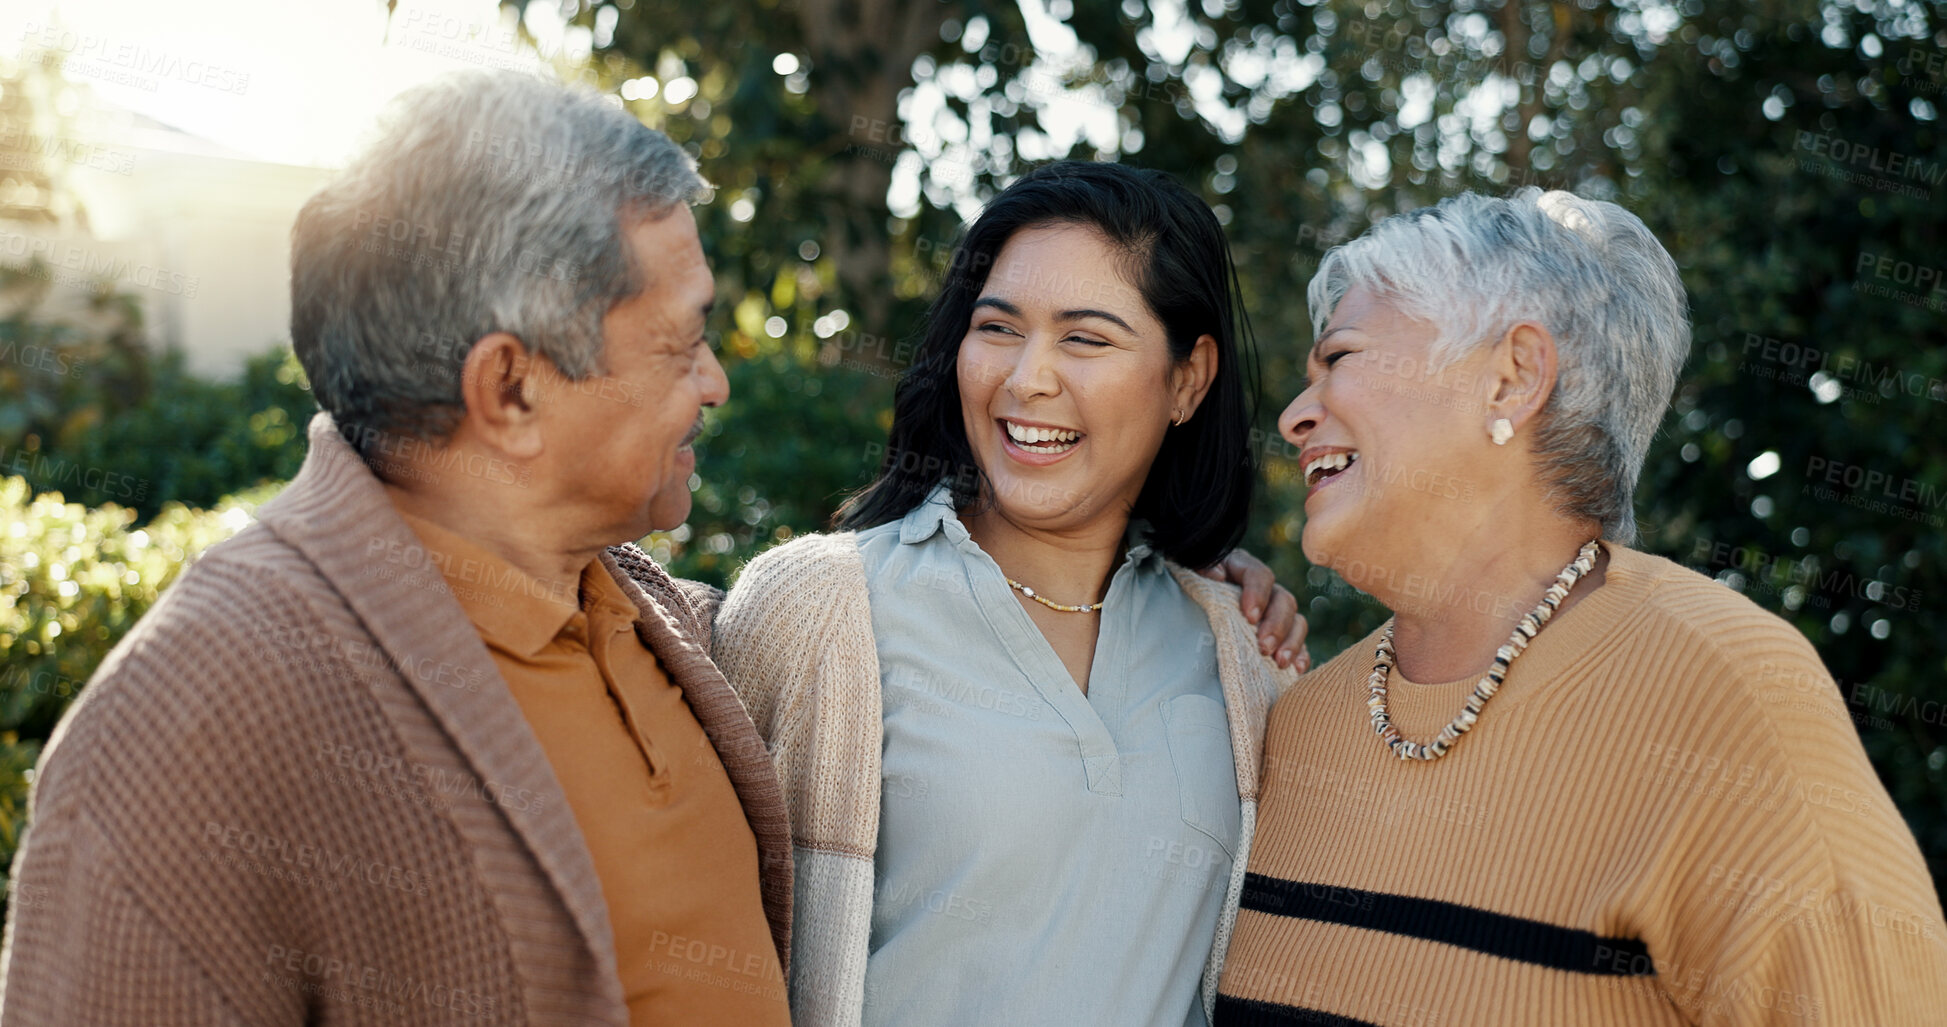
[957,223,1214,534]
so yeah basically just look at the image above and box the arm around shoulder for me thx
[1169,565,1300,699]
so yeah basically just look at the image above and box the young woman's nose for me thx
[1003,336,1062,402]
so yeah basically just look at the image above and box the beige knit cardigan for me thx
[714,531,1297,1027]
[0,413,791,1025]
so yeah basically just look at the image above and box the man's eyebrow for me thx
[1059,307,1135,333]
[972,296,1022,317]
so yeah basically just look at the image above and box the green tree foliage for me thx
[545,0,1034,339]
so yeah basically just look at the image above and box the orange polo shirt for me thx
[395,511,788,1026]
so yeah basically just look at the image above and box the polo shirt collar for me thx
[394,509,593,658]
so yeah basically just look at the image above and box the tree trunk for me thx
[1497,1,1572,184]
[795,0,950,339]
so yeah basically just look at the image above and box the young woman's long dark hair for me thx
[836,160,1258,569]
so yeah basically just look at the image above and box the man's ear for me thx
[457,332,546,460]
[1486,321,1558,434]
[1171,333,1220,420]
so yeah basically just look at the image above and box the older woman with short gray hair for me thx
[1216,188,1947,1025]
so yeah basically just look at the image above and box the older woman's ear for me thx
[1485,320,1560,441]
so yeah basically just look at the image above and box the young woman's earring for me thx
[1490,418,1514,446]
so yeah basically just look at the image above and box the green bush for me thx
[2,252,314,522]
[1,347,313,523]
[0,477,277,891]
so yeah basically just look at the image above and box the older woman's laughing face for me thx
[1277,284,1503,577]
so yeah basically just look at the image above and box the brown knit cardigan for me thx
[0,413,789,1025]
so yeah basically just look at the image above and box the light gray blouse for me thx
[856,486,1240,1027]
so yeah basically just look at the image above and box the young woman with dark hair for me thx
[837,160,1260,568]
[711,161,1300,1027]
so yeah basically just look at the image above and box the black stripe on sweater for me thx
[1238,873,1655,976]
[1214,994,1383,1026]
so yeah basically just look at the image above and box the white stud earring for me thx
[1490,418,1514,446]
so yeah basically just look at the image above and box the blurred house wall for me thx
[6,112,333,376]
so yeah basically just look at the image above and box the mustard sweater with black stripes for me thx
[1217,545,1947,1026]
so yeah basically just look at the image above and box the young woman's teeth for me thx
[1304,450,1359,486]
[1005,421,1081,450]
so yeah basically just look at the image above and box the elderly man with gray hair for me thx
[0,72,791,1025]
[1217,189,1947,1025]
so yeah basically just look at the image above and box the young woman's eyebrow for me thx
[1057,308,1135,333]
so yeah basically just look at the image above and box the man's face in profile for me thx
[531,205,726,539]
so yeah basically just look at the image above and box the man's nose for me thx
[699,341,730,407]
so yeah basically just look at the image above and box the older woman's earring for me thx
[1490,418,1514,446]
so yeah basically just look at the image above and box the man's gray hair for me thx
[1307,188,1691,542]
[290,70,709,454]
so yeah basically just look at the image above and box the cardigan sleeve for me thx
[0,588,297,1025]
[1,812,259,1026]
[715,532,884,854]
[714,533,885,1027]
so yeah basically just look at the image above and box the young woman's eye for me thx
[978,322,1020,336]
[1063,335,1110,347]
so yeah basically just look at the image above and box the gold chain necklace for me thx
[1006,578,1104,614]
[1367,540,1600,761]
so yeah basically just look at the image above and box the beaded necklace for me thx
[1367,540,1600,761]
[1006,577,1105,613]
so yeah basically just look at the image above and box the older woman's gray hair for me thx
[290,70,709,455]
[1307,188,1690,543]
